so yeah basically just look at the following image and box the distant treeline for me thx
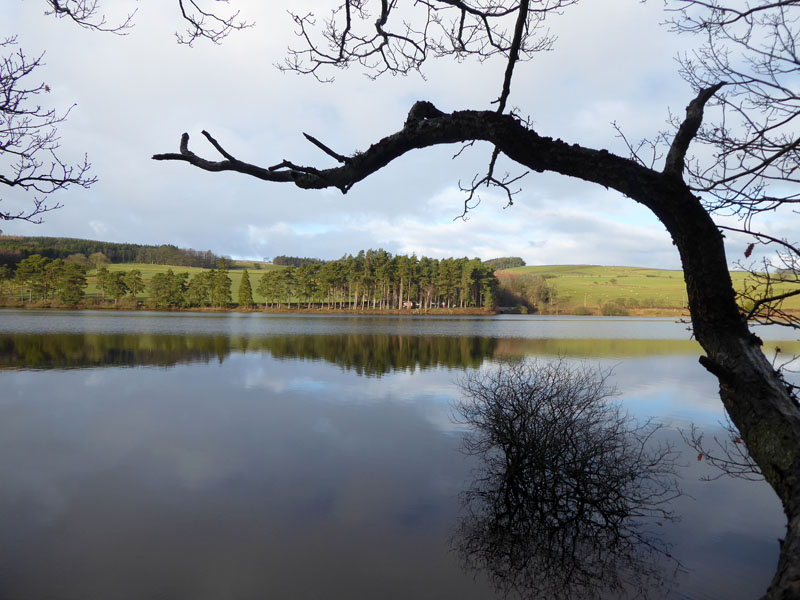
[257,249,498,310]
[272,255,325,267]
[1,249,499,311]
[483,256,526,270]
[0,236,223,269]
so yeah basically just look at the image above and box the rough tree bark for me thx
[155,89,800,598]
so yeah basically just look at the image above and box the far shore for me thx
[0,302,695,318]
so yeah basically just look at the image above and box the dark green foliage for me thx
[257,269,292,308]
[95,266,110,300]
[14,254,50,301]
[238,270,253,307]
[185,271,213,307]
[10,254,86,304]
[211,260,232,307]
[483,256,526,270]
[106,272,128,304]
[0,235,222,269]
[149,269,188,308]
[55,263,87,305]
[257,249,498,310]
[272,255,325,267]
[123,270,145,298]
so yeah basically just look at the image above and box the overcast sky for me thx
[4,1,791,268]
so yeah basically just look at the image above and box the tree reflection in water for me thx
[0,332,496,375]
[454,359,681,599]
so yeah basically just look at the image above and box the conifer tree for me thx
[123,270,145,299]
[238,269,253,308]
[211,259,232,307]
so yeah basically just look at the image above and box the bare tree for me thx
[1,1,251,223]
[152,3,800,597]
[454,359,680,599]
[666,0,799,216]
[668,0,800,332]
[41,0,251,43]
[42,0,136,34]
[664,0,800,509]
[0,37,94,223]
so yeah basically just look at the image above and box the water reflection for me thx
[454,360,680,599]
[3,331,795,375]
[0,313,790,599]
[0,332,496,374]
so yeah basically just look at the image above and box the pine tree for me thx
[211,260,232,307]
[56,263,87,305]
[238,269,253,308]
[123,269,145,299]
[106,271,128,304]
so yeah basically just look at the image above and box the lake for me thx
[0,310,794,599]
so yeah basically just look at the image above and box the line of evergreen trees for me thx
[0,236,222,268]
[5,255,88,304]
[256,250,498,310]
[2,250,500,311]
[483,256,526,270]
[147,262,234,308]
[116,251,498,310]
[272,255,325,267]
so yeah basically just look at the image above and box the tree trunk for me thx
[646,180,800,599]
[496,117,800,598]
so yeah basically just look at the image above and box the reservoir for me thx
[0,310,793,599]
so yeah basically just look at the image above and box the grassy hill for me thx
[496,264,800,314]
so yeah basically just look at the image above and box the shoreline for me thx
[0,303,694,318]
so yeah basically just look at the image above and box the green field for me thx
[498,264,800,312]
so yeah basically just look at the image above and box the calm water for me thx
[0,310,794,599]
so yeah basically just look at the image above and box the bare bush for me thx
[454,359,681,599]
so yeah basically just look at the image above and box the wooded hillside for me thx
[0,236,222,268]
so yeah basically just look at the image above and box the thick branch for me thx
[664,82,726,177]
[154,102,658,202]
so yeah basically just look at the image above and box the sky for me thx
[3,1,794,268]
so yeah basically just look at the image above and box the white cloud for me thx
[3,1,796,270]
[88,220,110,236]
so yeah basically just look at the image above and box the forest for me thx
[483,257,526,270]
[1,248,499,311]
[0,235,223,268]
[255,250,498,310]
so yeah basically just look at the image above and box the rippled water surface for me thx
[0,310,793,599]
